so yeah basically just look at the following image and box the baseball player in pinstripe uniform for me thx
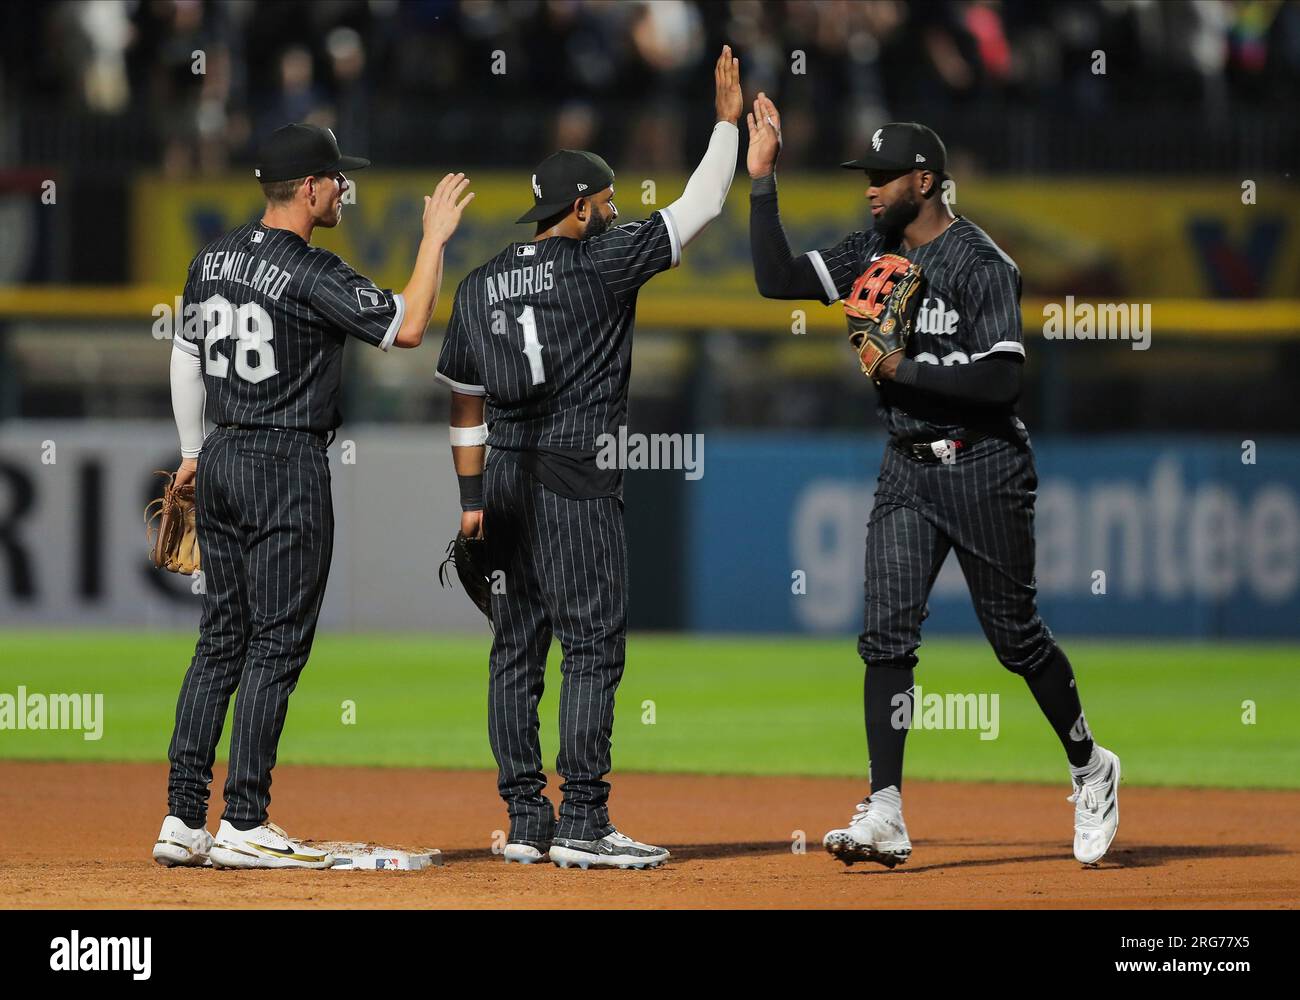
[747,101,1121,868]
[435,48,743,870]
[152,124,473,869]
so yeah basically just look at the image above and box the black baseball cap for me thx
[516,150,615,224]
[254,123,371,183]
[841,123,947,173]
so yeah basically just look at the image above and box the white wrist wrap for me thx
[450,423,488,447]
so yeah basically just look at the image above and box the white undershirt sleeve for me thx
[170,341,207,458]
[662,120,739,251]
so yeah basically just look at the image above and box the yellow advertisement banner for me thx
[132,173,1300,309]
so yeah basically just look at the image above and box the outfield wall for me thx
[0,422,488,634]
[688,435,1300,638]
[0,423,1296,637]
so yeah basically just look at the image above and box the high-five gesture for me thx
[746,92,783,178]
[424,172,475,245]
[715,45,742,126]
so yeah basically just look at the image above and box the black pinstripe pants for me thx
[484,452,627,844]
[166,427,334,827]
[860,436,1056,675]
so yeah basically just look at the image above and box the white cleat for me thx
[503,842,549,864]
[823,798,912,869]
[549,830,669,870]
[1070,746,1121,865]
[152,815,214,868]
[209,820,334,870]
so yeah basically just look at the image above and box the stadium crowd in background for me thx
[4,0,1298,175]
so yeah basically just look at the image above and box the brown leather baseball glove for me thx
[844,254,924,382]
[145,471,200,575]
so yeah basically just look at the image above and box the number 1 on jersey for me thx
[517,305,546,385]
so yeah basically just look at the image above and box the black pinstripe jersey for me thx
[436,212,677,494]
[175,221,404,433]
[809,217,1025,439]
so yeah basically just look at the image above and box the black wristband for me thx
[458,473,484,512]
[750,172,777,197]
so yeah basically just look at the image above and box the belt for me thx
[216,423,334,447]
[892,430,991,464]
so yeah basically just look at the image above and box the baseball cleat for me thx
[549,830,669,870]
[823,797,912,869]
[1069,745,1121,865]
[209,820,335,870]
[503,841,549,864]
[152,815,215,868]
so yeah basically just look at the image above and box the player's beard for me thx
[583,210,613,240]
[873,193,920,238]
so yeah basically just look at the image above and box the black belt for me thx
[216,424,334,447]
[892,430,991,464]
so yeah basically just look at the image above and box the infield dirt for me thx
[1,761,1296,909]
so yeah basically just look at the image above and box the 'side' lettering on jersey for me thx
[485,261,555,306]
[200,250,293,301]
[914,297,960,336]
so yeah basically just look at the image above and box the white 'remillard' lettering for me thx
[200,251,293,302]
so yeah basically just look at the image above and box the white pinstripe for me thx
[481,455,629,843]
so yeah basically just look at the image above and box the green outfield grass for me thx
[0,632,1295,788]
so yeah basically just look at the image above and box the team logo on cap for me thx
[872,129,883,151]
[531,174,542,199]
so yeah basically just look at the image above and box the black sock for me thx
[229,820,262,832]
[1025,646,1094,767]
[865,665,914,792]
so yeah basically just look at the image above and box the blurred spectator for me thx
[326,26,369,145]
[1,0,1294,173]
[75,0,133,112]
[624,0,705,170]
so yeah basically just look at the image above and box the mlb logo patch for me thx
[516,244,536,257]
[355,286,386,311]
[251,231,264,243]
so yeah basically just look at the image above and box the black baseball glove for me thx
[438,532,493,627]
[844,254,923,383]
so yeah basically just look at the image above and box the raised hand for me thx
[424,172,475,244]
[714,45,742,126]
[746,92,783,178]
